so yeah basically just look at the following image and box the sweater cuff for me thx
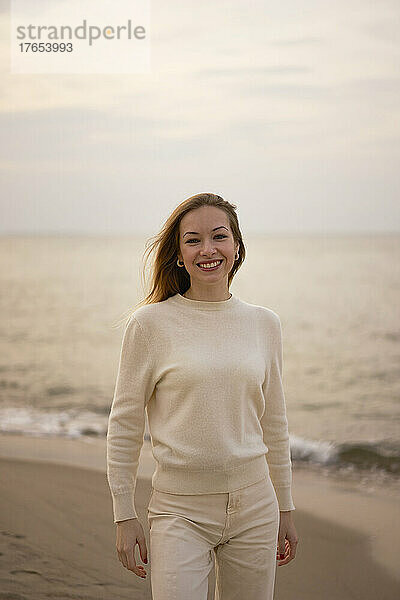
[274,486,296,512]
[111,490,138,524]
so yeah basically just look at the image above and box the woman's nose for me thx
[199,241,216,253]
[200,246,216,255]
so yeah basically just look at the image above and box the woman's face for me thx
[178,206,239,290]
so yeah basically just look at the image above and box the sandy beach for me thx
[1,433,399,600]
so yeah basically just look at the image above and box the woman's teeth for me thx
[197,260,222,270]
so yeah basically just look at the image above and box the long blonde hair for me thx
[113,192,246,328]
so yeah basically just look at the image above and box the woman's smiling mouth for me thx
[197,259,223,271]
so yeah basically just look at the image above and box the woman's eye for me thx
[186,235,227,243]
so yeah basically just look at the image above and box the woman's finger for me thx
[127,545,147,578]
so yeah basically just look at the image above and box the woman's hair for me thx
[113,192,245,327]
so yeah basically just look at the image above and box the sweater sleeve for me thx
[106,315,156,524]
[261,313,296,512]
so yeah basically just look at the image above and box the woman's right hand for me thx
[115,518,148,578]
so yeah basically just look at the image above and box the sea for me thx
[1,233,399,495]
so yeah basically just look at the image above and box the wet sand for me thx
[0,433,399,599]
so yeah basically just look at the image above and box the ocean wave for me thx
[1,407,399,476]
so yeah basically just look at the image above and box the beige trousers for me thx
[147,475,280,600]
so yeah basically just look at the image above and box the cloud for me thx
[270,36,323,46]
[194,65,314,77]
[342,76,400,94]
[0,0,8,15]
[0,0,399,233]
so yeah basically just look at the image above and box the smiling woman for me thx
[106,192,298,599]
[176,204,240,301]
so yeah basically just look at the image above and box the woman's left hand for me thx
[276,511,298,566]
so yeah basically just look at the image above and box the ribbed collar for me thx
[170,292,240,311]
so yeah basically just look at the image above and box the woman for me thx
[106,193,298,600]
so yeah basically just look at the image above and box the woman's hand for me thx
[116,518,148,578]
[276,511,298,566]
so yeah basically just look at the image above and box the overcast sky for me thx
[1,0,399,235]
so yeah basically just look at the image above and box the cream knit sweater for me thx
[106,292,295,523]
